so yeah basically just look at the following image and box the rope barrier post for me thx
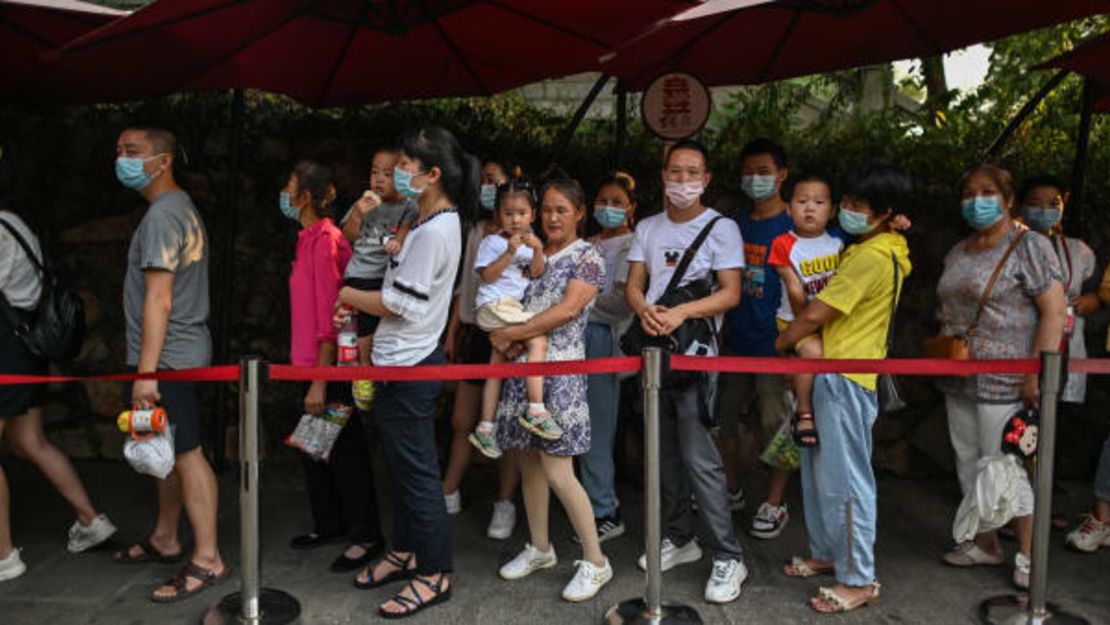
[202,357,301,625]
[978,351,1089,625]
[606,348,702,625]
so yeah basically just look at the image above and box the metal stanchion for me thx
[202,357,301,625]
[979,351,1089,625]
[606,348,702,625]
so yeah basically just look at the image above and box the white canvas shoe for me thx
[561,558,613,602]
[67,514,118,554]
[499,543,557,580]
[637,538,702,572]
[0,549,27,582]
[486,500,516,540]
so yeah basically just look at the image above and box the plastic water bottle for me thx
[337,306,358,367]
[118,407,168,439]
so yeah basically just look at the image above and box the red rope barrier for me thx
[4,357,1110,386]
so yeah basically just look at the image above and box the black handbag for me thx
[0,216,85,362]
[877,252,906,414]
[620,216,723,386]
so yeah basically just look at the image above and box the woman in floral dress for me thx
[488,177,613,603]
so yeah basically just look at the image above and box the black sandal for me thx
[378,575,452,619]
[114,538,183,564]
[792,412,819,448]
[354,551,415,589]
[151,561,231,603]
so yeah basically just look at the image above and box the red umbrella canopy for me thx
[46,0,693,105]
[1039,30,1110,112]
[604,0,1110,90]
[1,0,127,98]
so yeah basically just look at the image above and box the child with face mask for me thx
[768,174,844,449]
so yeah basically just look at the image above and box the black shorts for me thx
[460,324,492,386]
[0,310,47,419]
[122,371,202,455]
[344,276,383,337]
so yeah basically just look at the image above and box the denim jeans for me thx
[801,374,878,586]
[372,348,452,574]
[581,322,620,518]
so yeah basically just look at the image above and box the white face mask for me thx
[665,180,704,210]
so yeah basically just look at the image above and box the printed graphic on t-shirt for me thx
[517,257,531,279]
[742,242,770,297]
[664,249,681,268]
[768,231,843,321]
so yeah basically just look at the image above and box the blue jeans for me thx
[372,348,452,574]
[1096,435,1110,503]
[581,322,619,518]
[801,374,878,586]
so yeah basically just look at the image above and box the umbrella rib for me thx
[756,9,802,83]
[314,0,367,103]
[624,8,745,86]
[58,0,244,56]
[482,0,612,50]
[0,14,56,47]
[425,1,490,95]
[889,0,943,56]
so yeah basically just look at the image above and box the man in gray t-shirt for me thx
[114,126,226,602]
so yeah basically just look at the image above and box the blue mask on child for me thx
[279,192,299,221]
[1021,206,1061,233]
[115,156,159,191]
[837,207,875,235]
[393,166,425,199]
[961,195,1005,229]
[593,205,627,230]
[480,184,497,210]
[741,175,777,202]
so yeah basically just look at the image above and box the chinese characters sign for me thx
[641,72,711,140]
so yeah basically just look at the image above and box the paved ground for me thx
[1,453,1108,625]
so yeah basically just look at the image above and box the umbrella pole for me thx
[614,81,628,171]
[1067,78,1095,233]
[982,70,1068,161]
[549,73,610,169]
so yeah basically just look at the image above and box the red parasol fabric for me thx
[0,0,127,100]
[43,0,693,105]
[1038,29,1110,112]
[603,0,1110,90]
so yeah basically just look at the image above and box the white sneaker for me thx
[66,514,118,554]
[487,500,516,540]
[562,558,613,602]
[704,558,747,604]
[1066,514,1110,553]
[750,502,789,539]
[1013,552,1030,589]
[0,549,26,582]
[499,543,557,580]
[444,490,461,516]
[637,538,702,572]
[942,541,1005,567]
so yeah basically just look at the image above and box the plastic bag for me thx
[285,404,352,462]
[124,426,176,479]
[760,413,801,471]
[952,454,1034,544]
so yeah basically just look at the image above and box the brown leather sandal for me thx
[151,561,231,603]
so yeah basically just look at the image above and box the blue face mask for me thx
[393,166,425,199]
[837,207,875,235]
[1022,206,1061,233]
[115,156,161,191]
[479,184,497,211]
[279,192,299,221]
[593,205,627,230]
[961,195,1005,230]
[741,174,777,202]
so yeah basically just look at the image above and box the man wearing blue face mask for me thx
[718,138,796,541]
[113,127,228,603]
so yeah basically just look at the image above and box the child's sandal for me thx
[791,412,819,448]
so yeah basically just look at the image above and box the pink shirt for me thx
[289,218,351,366]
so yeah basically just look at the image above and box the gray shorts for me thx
[715,372,792,445]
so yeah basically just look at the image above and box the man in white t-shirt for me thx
[625,139,747,604]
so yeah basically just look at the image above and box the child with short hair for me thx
[340,148,417,406]
[468,181,559,459]
[768,174,843,447]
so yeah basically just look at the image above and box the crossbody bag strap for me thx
[0,216,46,276]
[660,216,724,298]
[967,225,1028,337]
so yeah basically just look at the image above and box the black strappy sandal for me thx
[378,575,452,620]
[354,551,415,590]
[114,538,183,564]
[792,412,819,448]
